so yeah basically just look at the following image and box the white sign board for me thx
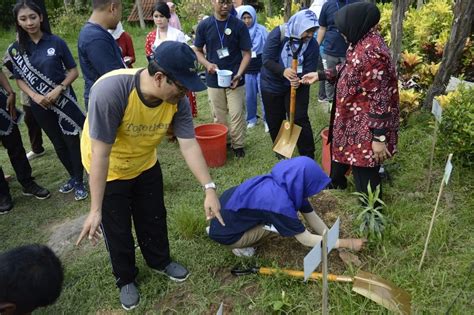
[303,218,340,281]
[216,302,224,315]
[304,240,321,281]
[443,157,453,185]
[432,98,442,123]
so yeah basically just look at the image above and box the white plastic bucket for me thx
[217,70,233,88]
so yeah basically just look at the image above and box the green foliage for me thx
[438,86,474,167]
[0,0,16,30]
[177,0,213,34]
[353,184,387,241]
[50,6,89,40]
[268,290,292,313]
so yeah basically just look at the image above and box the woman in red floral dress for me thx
[302,2,399,197]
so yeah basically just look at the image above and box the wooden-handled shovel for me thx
[231,266,411,314]
[272,38,304,159]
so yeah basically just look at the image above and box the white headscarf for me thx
[108,22,124,40]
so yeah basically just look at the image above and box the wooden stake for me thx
[419,154,453,270]
[426,119,439,192]
[135,0,145,29]
[322,229,329,315]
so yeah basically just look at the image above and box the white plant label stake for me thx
[303,218,340,281]
[216,302,224,315]
[322,229,329,315]
[427,99,443,191]
[419,153,453,270]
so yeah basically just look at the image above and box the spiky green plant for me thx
[353,184,387,241]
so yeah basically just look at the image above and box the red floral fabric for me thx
[330,29,399,168]
[145,30,157,58]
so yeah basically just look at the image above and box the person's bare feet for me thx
[337,238,367,251]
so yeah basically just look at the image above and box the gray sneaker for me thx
[120,283,139,311]
[155,261,190,282]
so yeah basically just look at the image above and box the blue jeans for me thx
[245,73,265,124]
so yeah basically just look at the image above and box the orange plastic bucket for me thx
[195,123,228,168]
[320,128,331,175]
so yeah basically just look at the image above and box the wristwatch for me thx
[203,182,217,191]
[59,83,67,91]
[373,135,386,142]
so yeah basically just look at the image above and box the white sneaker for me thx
[247,122,257,129]
[232,247,255,257]
[205,226,210,235]
[26,150,46,160]
[264,122,269,133]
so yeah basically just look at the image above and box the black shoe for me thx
[275,153,285,160]
[0,195,13,214]
[233,148,245,158]
[22,181,51,200]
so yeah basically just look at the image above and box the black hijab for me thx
[334,2,380,45]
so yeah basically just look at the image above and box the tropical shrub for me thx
[437,86,474,167]
[264,2,300,31]
[50,7,89,39]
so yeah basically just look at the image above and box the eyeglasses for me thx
[165,76,188,94]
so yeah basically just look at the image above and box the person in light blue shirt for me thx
[237,5,268,131]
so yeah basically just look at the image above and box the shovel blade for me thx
[352,271,411,315]
[272,120,302,159]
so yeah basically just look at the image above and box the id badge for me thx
[217,47,230,59]
[251,51,257,58]
[297,65,303,74]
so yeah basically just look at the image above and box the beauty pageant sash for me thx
[8,43,85,135]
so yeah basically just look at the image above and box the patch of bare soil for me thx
[47,214,88,257]
[256,191,365,274]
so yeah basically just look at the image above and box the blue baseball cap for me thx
[153,41,206,92]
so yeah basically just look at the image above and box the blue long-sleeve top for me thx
[260,26,319,94]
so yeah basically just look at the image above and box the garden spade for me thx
[273,38,304,159]
[231,266,411,314]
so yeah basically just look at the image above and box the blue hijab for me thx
[225,157,331,219]
[237,5,268,54]
[280,9,319,68]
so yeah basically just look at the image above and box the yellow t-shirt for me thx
[81,69,184,181]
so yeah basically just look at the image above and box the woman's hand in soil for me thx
[300,72,319,85]
[372,141,392,164]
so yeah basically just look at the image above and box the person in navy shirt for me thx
[193,0,252,158]
[317,0,360,103]
[78,0,124,108]
[11,0,87,201]
[208,157,365,257]
[261,9,319,160]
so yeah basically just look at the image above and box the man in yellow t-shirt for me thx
[77,42,224,311]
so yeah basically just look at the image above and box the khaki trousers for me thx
[228,225,272,249]
[207,85,246,149]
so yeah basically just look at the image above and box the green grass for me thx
[0,24,473,314]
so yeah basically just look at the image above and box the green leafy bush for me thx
[438,85,474,167]
[50,6,89,40]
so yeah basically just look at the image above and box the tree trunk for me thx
[423,0,474,109]
[284,0,291,22]
[266,0,272,16]
[390,0,410,70]
[136,0,146,29]
[416,0,424,10]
